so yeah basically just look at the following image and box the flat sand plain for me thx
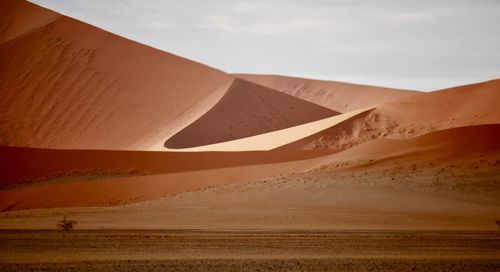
[1,229,499,272]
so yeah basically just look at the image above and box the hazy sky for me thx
[31,0,500,91]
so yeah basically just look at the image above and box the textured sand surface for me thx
[1,230,499,272]
[0,1,235,150]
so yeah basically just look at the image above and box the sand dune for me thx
[376,79,500,136]
[164,78,338,148]
[0,0,233,150]
[0,0,60,43]
[165,107,370,151]
[280,79,500,151]
[1,1,391,152]
[235,74,420,112]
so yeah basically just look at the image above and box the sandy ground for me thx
[0,230,499,271]
[1,157,499,230]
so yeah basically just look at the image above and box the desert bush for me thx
[57,216,77,231]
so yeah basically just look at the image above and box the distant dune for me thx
[164,78,338,148]
[164,107,370,152]
[280,79,500,151]
[235,74,420,112]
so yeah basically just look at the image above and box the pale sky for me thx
[31,0,500,91]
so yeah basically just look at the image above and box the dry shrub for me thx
[57,216,77,231]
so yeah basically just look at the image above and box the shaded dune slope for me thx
[164,78,338,149]
[0,0,233,150]
[235,74,420,112]
[164,107,370,152]
[280,79,500,151]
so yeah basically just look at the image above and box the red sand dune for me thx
[0,1,349,152]
[165,78,338,148]
[280,79,500,151]
[0,0,231,150]
[235,74,420,112]
[375,79,500,135]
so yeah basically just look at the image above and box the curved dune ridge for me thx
[279,79,500,151]
[165,107,371,152]
[164,78,338,149]
[235,74,420,112]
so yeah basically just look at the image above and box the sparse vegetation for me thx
[57,216,77,231]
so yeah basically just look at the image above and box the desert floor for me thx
[1,229,499,272]
[2,159,499,230]
[1,165,500,271]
